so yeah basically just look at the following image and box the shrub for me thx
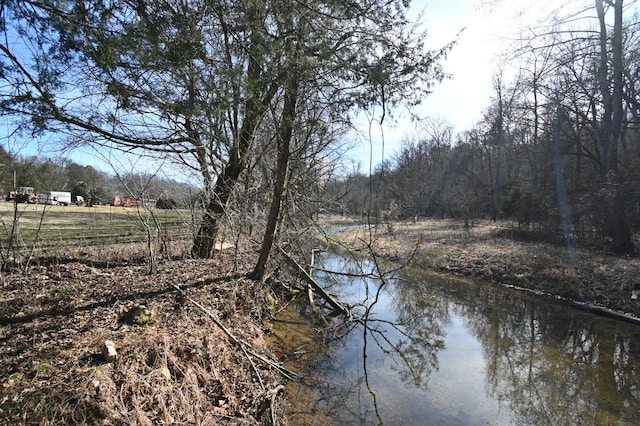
[409,246,447,270]
[156,197,178,209]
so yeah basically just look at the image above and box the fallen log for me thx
[570,301,640,326]
[276,244,349,316]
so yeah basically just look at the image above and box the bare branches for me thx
[171,283,298,382]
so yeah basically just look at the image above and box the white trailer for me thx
[37,191,72,206]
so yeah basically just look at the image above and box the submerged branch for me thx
[276,244,350,316]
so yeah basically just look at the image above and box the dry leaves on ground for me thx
[0,246,289,425]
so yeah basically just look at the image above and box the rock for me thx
[160,367,171,380]
[101,340,117,362]
[123,304,157,325]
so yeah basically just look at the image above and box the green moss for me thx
[123,304,157,325]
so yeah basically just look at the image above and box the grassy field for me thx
[0,202,195,254]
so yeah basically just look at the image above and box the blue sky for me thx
[346,0,603,171]
[0,1,515,173]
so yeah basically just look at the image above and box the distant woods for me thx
[0,146,198,207]
[324,0,640,256]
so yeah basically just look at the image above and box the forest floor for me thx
[329,217,640,321]
[0,241,300,425]
[2,217,640,425]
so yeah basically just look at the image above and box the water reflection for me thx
[460,284,640,425]
[285,252,640,425]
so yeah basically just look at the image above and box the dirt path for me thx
[330,218,640,320]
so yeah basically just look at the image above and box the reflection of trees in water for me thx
[297,252,640,424]
[389,275,450,388]
[458,285,640,425]
[305,256,450,423]
[279,305,363,425]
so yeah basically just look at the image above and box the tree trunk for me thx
[595,0,635,255]
[250,75,299,280]
[191,88,270,258]
[190,3,278,259]
[191,167,240,258]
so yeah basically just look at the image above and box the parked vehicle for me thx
[114,196,142,207]
[37,191,72,206]
[6,186,35,203]
[123,197,142,207]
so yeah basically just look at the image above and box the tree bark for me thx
[190,92,269,258]
[250,75,299,280]
[190,3,278,258]
[595,0,635,255]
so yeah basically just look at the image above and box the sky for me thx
[346,0,566,170]
[0,0,595,179]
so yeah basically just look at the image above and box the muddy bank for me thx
[329,218,640,321]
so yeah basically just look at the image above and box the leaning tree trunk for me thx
[191,164,243,259]
[190,3,280,259]
[250,75,299,281]
[191,95,270,258]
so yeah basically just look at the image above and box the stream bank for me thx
[0,242,296,425]
[328,218,640,320]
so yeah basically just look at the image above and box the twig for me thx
[309,265,379,279]
[269,385,284,426]
[243,346,297,382]
[275,296,297,315]
[171,284,240,343]
[171,284,298,381]
[241,344,265,391]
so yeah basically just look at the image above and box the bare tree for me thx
[1,0,450,264]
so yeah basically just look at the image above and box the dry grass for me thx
[0,201,144,218]
[0,242,292,425]
[0,202,195,265]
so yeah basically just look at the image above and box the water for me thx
[281,251,640,425]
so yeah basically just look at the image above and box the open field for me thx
[0,202,195,257]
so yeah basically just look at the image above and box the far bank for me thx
[327,218,640,321]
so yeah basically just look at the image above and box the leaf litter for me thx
[0,242,293,425]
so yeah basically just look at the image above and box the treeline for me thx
[0,145,199,207]
[326,109,640,254]
[324,1,640,256]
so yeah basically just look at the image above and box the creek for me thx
[276,250,640,425]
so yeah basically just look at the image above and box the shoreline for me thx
[328,218,640,323]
